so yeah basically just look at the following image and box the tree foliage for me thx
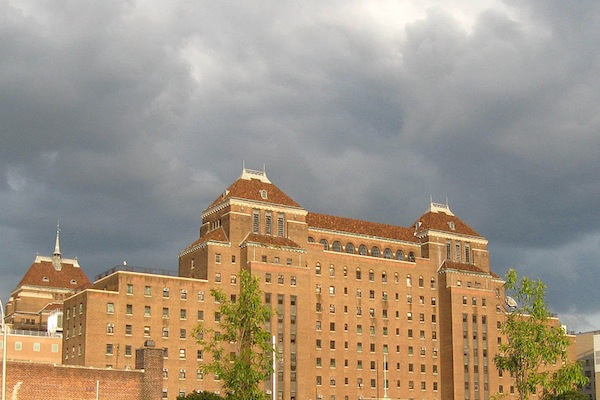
[195,269,274,400]
[494,269,587,400]
[177,391,224,400]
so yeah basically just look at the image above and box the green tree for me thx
[494,269,587,400]
[177,391,224,400]
[195,269,274,400]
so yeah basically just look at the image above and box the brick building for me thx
[62,167,575,399]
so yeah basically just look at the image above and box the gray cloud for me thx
[2,0,600,331]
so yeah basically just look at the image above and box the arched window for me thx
[418,276,424,288]
[396,250,404,260]
[329,265,335,277]
[368,270,375,282]
[383,248,392,259]
[382,271,387,283]
[315,263,321,275]
[332,241,342,252]
[343,266,348,277]
[308,237,315,242]
[358,245,367,256]
[407,275,412,287]
[345,243,355,254]
[371,246,380,257]
[320,239,328,251]
[394,272,399,284]
[356,268,362,280]
[408,252,416,262]
[430,278,436,289]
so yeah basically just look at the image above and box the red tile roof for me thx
[183,227,229,250]
[440,260,500,278]
[209,178,301,208]
[307,212,418,243]
[17,257,92,290]
[242,233,302,249]
[415,211,482,237]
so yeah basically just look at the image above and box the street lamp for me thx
[1,299,7,400]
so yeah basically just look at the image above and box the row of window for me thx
[315,376,438,391]
[317,286,437,304]
[316,266,436,288]
[315,303,437,322]
[124,285,202,300]
[107,303,193,319]
[314,339,439,356]
[315,322,438,340]
[310,238,417,261]
[253,209,285,237]
[0,341,59,352]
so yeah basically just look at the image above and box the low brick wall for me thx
[0,346,163,400]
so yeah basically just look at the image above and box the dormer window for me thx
[259,190,268,199]
[448,221,455,230]
[43,276,49,282]
[70,279,77,285]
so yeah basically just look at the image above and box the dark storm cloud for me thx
[2,0,600,331]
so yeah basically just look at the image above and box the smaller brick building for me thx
[0,342,163,400]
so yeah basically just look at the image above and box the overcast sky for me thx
[2,0,600,332]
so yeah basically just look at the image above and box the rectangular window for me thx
[277,213,284,237]
[180,289,187,300]
[126,324,132,335]
[144,326,151,336]
[106,344,113,355]
[465,243,471,263]
[107,303,115,314]
[446,241,451,260]
[144,286,151,296]
[126,284,133,294]
[180,309,187,320]
[144,306,151,317]
[265,212,272,235]
[125,345,132,356]
[252,209,260,233]
[126,304,133,315]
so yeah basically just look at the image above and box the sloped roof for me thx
[440,260,500,278]
[242,233,302,249]
[17,257,92,290]
[307,212,418,243]
[415,210,482,238]
[183,227,229,251]
[209,177,301,208]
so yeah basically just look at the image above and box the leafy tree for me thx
[177,391,224,400]
[494,269,587,400]
[195,269,274,400]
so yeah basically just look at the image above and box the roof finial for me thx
[52,221,62,271]
[53,221,61,258]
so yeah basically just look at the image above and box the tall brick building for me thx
[62,167,575,400]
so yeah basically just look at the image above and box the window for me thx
[345,243,355,254]
[277,213,284,236]
[144,326,151,336]
[179,349,186,359]
[320,239,328,250]
[407,275,412,287]
[126,284,133,294]
[144,306,151,317]
[106,344,113,355]
[145,286,152,296]
[126,304,133,315]
[465,243,471,263]
[107,303,115,314]
[408,252,416,262]
[277,275,284,284]
[252,209,259,233]
[230,275,237,284]
[332,241,342,252]
[396,250,404,260]
[163,288,170,298]
[106,323,114,334]
[215,273,221,283]
[383,248,392,259]
[368,270,374,282]
[197,311,204,321]
[162,327,169,338]
[356,268,362,280]
[180,289,188,299]
[180,329,186,339]
[371,246,380,257]
[180,309,187,320]
[357,244,366,255]
[125,324,132,335]
[265,212,272,235]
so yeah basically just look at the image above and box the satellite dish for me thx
[505,296,518,310]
